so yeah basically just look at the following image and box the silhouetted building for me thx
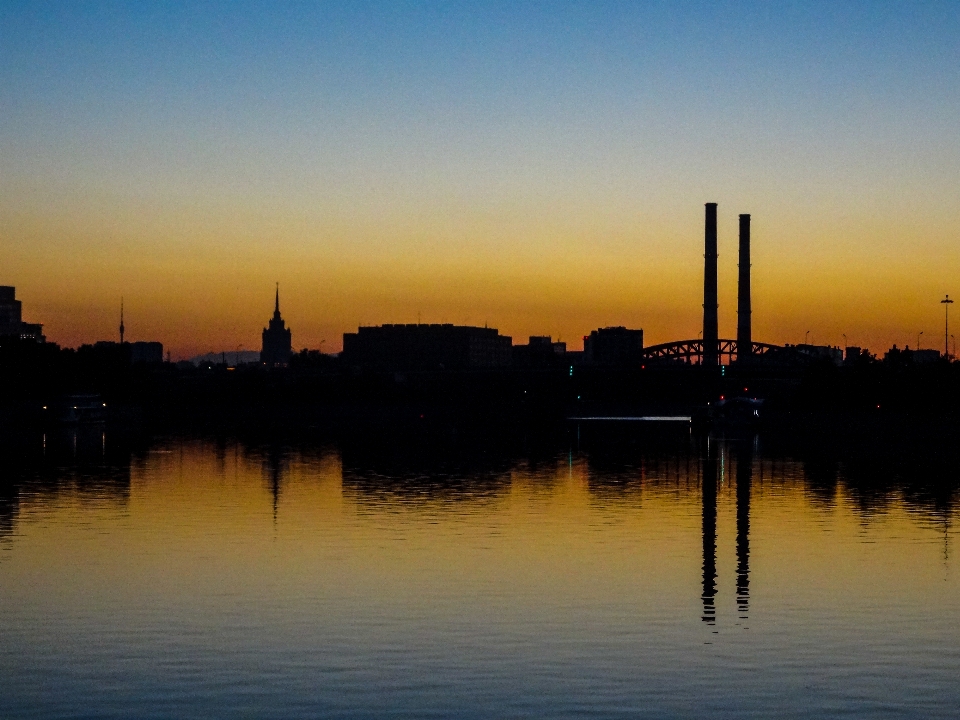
[0,287,22,336]
[342,324,512,372]
[82,339,163,366]
[844,346,865,365]
[583,327,644,365]
[19,322,45,343]
[261,285,292,367]
[787,343,843,365]
[130,341,163,364]
[0,286,44,342]
[912,349,941,364]
[512,335,566,369]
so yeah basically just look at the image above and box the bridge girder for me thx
[640,339,784,365]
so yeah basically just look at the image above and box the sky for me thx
[2,1,959,358]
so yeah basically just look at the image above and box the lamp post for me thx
[918,331,923,350]
[805,330,810,344]
[942,295,954,357]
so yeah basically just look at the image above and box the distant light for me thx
[42,406,47,410]
[719,396,724,400]
[102,403,107,407]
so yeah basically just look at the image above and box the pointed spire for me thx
[119,297,125,344]
[275,282,280,315]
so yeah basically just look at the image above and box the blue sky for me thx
[2,1,959,354]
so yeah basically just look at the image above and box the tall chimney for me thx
[737,213,751,359]
[702,203,719,366]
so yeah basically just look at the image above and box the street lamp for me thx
[917,331,923,350]
[805,330,810,344]
[942,295,954,357]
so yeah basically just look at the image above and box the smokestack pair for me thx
[702,204,751,365]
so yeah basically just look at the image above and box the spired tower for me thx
[261,284,292,366]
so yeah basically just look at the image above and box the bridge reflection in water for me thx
[702,435,754,625]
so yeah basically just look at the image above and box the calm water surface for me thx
[1,427,958,718]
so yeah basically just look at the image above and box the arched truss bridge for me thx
[640,339,788,365]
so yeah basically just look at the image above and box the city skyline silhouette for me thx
[2,4,958,358]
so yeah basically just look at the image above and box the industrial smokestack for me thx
[702,203,719,366]
[737,214,752,360]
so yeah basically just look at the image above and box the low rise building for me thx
[788,343,843,366]
[583,327,644,365]
[130,341,164,364]
[513,336,566,369]
[342,324,512,372]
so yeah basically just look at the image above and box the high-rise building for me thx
[0,286,23,337]
[0,286,44,342]
[261,285,292,366]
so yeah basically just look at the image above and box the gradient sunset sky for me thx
[2,1,959,358]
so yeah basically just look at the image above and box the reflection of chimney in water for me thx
[736,440,753,618]
[701,437,718,624]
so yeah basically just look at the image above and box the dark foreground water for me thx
[1,425,959,719]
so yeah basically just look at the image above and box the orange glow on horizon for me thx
[6,196,956,359]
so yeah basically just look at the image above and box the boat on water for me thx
[46,394,108,425]
[709,395,764,425]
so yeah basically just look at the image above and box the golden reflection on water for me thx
[2,431,960,717]
[3,435,956,629]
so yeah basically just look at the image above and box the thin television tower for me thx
[119,298,125,344]
[942,295,954,357]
